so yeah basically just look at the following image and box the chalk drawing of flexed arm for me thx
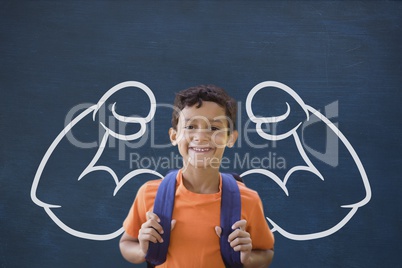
[242,81,372,240]
[31,81,162,240]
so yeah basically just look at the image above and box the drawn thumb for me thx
[215,226,222,238]
[171,219,177,231]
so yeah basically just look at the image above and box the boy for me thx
[120,85,274,267]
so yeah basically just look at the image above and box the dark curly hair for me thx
[171,85,237,132]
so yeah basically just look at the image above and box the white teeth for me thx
[191,147,211,152]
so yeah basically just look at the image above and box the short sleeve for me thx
[123,181,159,238]
[240,187,275,250]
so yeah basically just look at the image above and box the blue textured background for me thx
[1,1,401,267]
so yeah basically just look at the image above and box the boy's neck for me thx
[181,167,220,194]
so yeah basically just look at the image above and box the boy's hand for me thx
[215,219,252,265]
[138,211,176,257]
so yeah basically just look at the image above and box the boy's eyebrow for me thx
[184,118,226,123]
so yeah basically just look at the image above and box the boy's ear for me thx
[227,130,238,148]
[169,127,178,146]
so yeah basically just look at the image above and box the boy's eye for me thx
[183,125,221,131]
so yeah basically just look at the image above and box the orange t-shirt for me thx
[123,170,274,267]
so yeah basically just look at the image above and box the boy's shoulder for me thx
[236,180,261,202]
[224,172,259,199]
[142,178,163,188]
[137,178,163,199]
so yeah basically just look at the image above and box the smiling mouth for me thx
[190,147,213,153]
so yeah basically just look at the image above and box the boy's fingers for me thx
[230,237,252,249]
[142,218,164,234]
[232,219,247,231]
[233,243,252,252]
[228,220,249,243]
[139,227,163,243]
[147,211,161,223]
[228,228,250,243]
[215,226,222,238]
[142,213,164,236]
[171,219,176,231]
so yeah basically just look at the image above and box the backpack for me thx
[145,170,243,268]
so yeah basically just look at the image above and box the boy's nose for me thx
[191,129,211,142]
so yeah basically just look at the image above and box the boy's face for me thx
[169,101,238,171]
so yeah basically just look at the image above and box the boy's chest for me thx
[169,197,221,250]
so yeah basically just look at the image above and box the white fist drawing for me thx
[31,81,162,240]
[242,81,371,240]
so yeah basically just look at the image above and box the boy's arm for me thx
[217,219,274,268]
[119,232,146,264]
[119,211,165,264]
[244,249,274,268]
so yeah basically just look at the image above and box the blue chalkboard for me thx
[1,1,401,267]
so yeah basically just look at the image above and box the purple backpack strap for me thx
[220,173,243,267]
[145,170,178,267]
